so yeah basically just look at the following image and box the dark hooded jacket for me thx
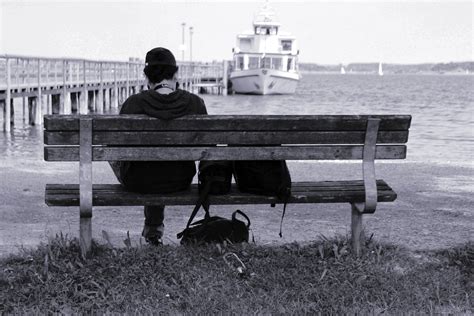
[116,88,207,193]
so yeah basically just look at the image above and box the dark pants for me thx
[143,205,165,239]
[109,162,165,239]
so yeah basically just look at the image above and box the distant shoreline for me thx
[299,70,473,75]
[299,61,473,75]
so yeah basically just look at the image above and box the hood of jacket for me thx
[139,89,193,120]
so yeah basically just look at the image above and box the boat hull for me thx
[230,69,299,95]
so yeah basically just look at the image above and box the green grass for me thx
[0,233,472,314]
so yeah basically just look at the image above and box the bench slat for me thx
[45,181,397,206]
[46,181,393,194]
[44,115,412,132]
[44,145,407,161]
[44,130,409,145]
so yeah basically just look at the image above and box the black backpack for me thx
[233,160,291,237]
[198,161,233,195]
[233,160,291,200]
[177,209,250,245]
[177,161,249,245]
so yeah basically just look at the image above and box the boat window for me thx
[272,57,282,70]
[237,56,244,70]
[266,28,270,35]
[287,58,293,71]
[249,57,259,69]
[239,38,252,51]
[281,40,292,51]
[255,27,260,35]
[261,57,271,69]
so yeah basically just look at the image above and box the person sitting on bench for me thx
[110,47,208,246]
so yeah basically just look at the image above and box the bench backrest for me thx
[44,115,411,162]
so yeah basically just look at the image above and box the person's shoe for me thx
[145,236,163,246]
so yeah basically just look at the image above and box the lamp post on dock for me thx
[189,26,194,63]
[180,22,186,61]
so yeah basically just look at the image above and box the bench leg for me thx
[80,217,92,256]
[79,117,93,256]
[351,203,364,256]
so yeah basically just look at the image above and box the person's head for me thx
[143,47,179,85]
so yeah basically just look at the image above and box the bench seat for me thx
[46,180,396,206]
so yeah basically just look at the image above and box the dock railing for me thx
[0,55,228,131]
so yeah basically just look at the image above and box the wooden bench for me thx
[44,114,411,256]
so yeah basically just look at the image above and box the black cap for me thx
[145,47,177,67]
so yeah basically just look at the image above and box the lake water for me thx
[1,73,473,165]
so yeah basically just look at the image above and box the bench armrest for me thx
[353,118,380,214]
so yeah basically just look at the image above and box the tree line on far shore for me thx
[299,61,474,74]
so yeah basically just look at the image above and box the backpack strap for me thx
[232,209,251,228]
[278,202,287,238]
[188,172,226,230]
[184,180,212,230]
[278,190,291,238]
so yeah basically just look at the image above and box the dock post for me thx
[52,94,60,114]
[71,92,78,113]
[138,62,142,92]
[21,60,27,121]
[22,91,26,122]
[80,60,88,114]
[189,65,194,93]
[113,64,119,109]
[104,88,110,112]
[111,89,116,111]
[97,62,104,114]
[126,62,130,99]
[88,91,95,113]
[10,99,14,125]
[64,91,71,115]
[137,63,142,92]
[28,96,36,125]
[223,60,228,96]
[35,59,43,125]
[46,94,51,114]
[42,94,48,117]
[94,90,98,112]
[62,60,71,114]
[4,57,11,131]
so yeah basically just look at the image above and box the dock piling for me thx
[28,96,36,125]
[81,60,88,114]
[97,62,104,114]
[5,57,11,131]
[35,60,42,125]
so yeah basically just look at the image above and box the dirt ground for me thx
[0,159,473,257]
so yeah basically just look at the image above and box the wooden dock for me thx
[0,54,228,131]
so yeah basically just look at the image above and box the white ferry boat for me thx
[230,3,300,95]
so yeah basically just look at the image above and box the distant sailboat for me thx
[340,66,346,74]
[378,62,384,76]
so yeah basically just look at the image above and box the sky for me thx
[0,0,472,64]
